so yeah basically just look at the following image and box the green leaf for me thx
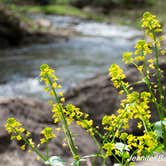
[70,160,80,166]
[154,144,164,153]
[122,151,130,159]
[45,156,65,166]
[153,120,166,138]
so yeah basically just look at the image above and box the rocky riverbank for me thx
[0,6,80,49]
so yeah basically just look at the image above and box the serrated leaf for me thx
[45,156,65,166]
[154,120,166,138]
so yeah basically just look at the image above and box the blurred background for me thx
[0,0,165,99]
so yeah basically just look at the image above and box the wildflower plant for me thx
[5,12,166,166]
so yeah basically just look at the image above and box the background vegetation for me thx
[0,0,166,28]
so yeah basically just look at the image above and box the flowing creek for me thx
[0,15,142,99]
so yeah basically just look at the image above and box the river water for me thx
[0,15,142,99]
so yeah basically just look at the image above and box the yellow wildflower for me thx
[109,64,127,89]
[40,127,56,144]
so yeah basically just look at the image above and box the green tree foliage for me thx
[70,0,154,8]
[0,0,54,5]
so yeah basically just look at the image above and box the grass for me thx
[8,4,105,22]
[2,0,166,30]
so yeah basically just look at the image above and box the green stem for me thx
[151,30,166,149]
[103,81,129,143]
[152,30,164,117]
[133,59,163,119]
[112,153,121,164]
[121,81,129,94]
[127,80,144,88]
[11,126,47,162]
[46,142,49,159]
[46,75,80,164]
[101,158,106,166]
[23,137,47,162]
[92,135,106,166]
[135,106,149,132]
[77,118,107,165]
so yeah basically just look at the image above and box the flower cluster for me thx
[123,40,153,71]
[142,12,162,36]
[135,40,152,57]
[141,12,165,54]
[40,127,56,144]
[6,117,25,137]
[40,64,59,89]
[122,92,151,128]
[102,91,157,159]
[40,64,64,103]
[65,104,93,135]
[109,64,129,94]
[102,91,151,132]
[40,64,95,136]
[109,64,126,88]
[122,52,133,64]
[102,129,160,159]
[5,118,34,150]
[129,132,159,155]
[104,132,164,166]
[103,142,115,157]
[52,101,94,135]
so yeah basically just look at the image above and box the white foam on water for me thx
[0,78,47,99]
[74,22,143,39]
